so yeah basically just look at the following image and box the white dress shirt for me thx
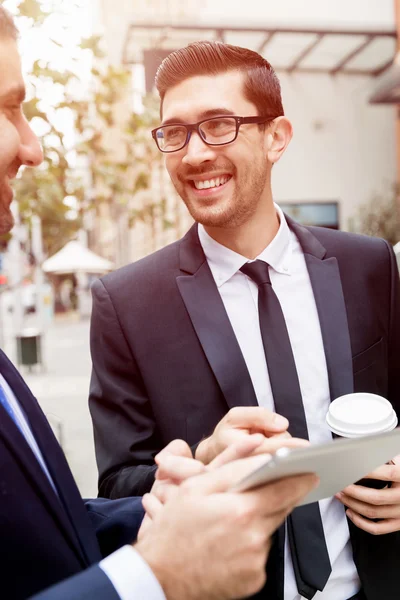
[198,204,361,600]
[100,545,166,600]
[0,374,165,600]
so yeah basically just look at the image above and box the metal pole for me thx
[31,215,45,332]
[8,203,25,362]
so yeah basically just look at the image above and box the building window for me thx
[279,201,339,229]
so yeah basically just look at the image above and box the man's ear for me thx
[266,117,293,164]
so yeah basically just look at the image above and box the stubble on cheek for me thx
[0,197,15,235]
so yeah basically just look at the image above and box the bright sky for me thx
[2,0,98,217]
[4,0,94,77]
[3,1,96,146]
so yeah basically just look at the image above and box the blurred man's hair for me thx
[155,41,284,119]
[0,6,18,39]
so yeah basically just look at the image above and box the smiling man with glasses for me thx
[90,41,400,600]
[0,15,322,600]
[148,64,288,234]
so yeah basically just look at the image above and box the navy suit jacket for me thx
[90,219,400,600]
[0,350,144,599]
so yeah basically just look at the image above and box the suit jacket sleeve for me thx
[89,278,159,498]
[386,240,400,411]
[84,497,145,558]
[27,500,150,600]
[28,564,120,600]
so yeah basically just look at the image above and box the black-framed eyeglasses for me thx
[151,115,275,153]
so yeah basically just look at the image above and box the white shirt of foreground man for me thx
[198,204,361,600]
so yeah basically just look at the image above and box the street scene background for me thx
[1,0,400,498]
[17,316,96,497]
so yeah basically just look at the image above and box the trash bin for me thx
[16,329,42,367]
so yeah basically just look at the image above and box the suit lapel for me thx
[0,351,101,565]
[176,219,354,407]
[177,225,258,409]
[287,218,354,400]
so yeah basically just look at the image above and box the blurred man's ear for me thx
[266,117,293,164]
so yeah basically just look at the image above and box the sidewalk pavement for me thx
[22,312,98,498]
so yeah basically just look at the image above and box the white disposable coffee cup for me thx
[326,393,398,438]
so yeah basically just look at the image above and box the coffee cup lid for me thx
[326,393,398,438]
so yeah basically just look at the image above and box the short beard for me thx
[183,193,256,229]
[0,204,14,235]
[175,159,268,229]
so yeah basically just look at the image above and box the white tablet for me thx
[232,427,400,506]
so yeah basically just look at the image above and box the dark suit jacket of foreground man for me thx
[0,349,144,600]
[90,217,400,600]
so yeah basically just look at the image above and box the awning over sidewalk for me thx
[370,53,400,103]
[122,22,396,92]
[42,241,114,275]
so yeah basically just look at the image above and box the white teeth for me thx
[194,176,230,190]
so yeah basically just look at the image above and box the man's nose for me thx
[182,132,216,166]
[18,118,43,167]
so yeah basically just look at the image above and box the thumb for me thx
[155,439,193,463]
[208,433,265,469]
[227,407,288,434]
[182,454,271,496]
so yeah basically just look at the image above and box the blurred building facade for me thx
[87,0,197,266]
[92,0,397,265]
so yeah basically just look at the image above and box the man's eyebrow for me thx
[0,85,26,104]
[161,108,235,126]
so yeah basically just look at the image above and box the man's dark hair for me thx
[0,6,18,40]
[155,40,284,119]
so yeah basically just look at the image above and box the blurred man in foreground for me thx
[0,7,318,599]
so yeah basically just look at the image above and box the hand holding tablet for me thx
[232,428,400,505]
[232,394,400,506]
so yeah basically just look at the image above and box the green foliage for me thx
[79,35,106,58]
[11,0,163,258]
[348,186,400,246]
[17,0,48,22]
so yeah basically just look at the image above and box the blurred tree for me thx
[17,0,47,23]
[10,0,85,255]
[348,186,400,246]
[124,95,172,237]
[9,0,163,259]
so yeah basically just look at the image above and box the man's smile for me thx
[188,175,232,198]
[192,175,231,190]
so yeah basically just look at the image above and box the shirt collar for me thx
[198,204,292,288]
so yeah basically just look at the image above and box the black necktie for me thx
[241,260,332,599]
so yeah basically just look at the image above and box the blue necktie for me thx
[0,380,24,434]
[0,378,59,497]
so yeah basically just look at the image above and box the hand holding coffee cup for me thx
[326,393,398,489]
[326,393,400,535]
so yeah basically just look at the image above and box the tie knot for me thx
[240,260,271,286]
